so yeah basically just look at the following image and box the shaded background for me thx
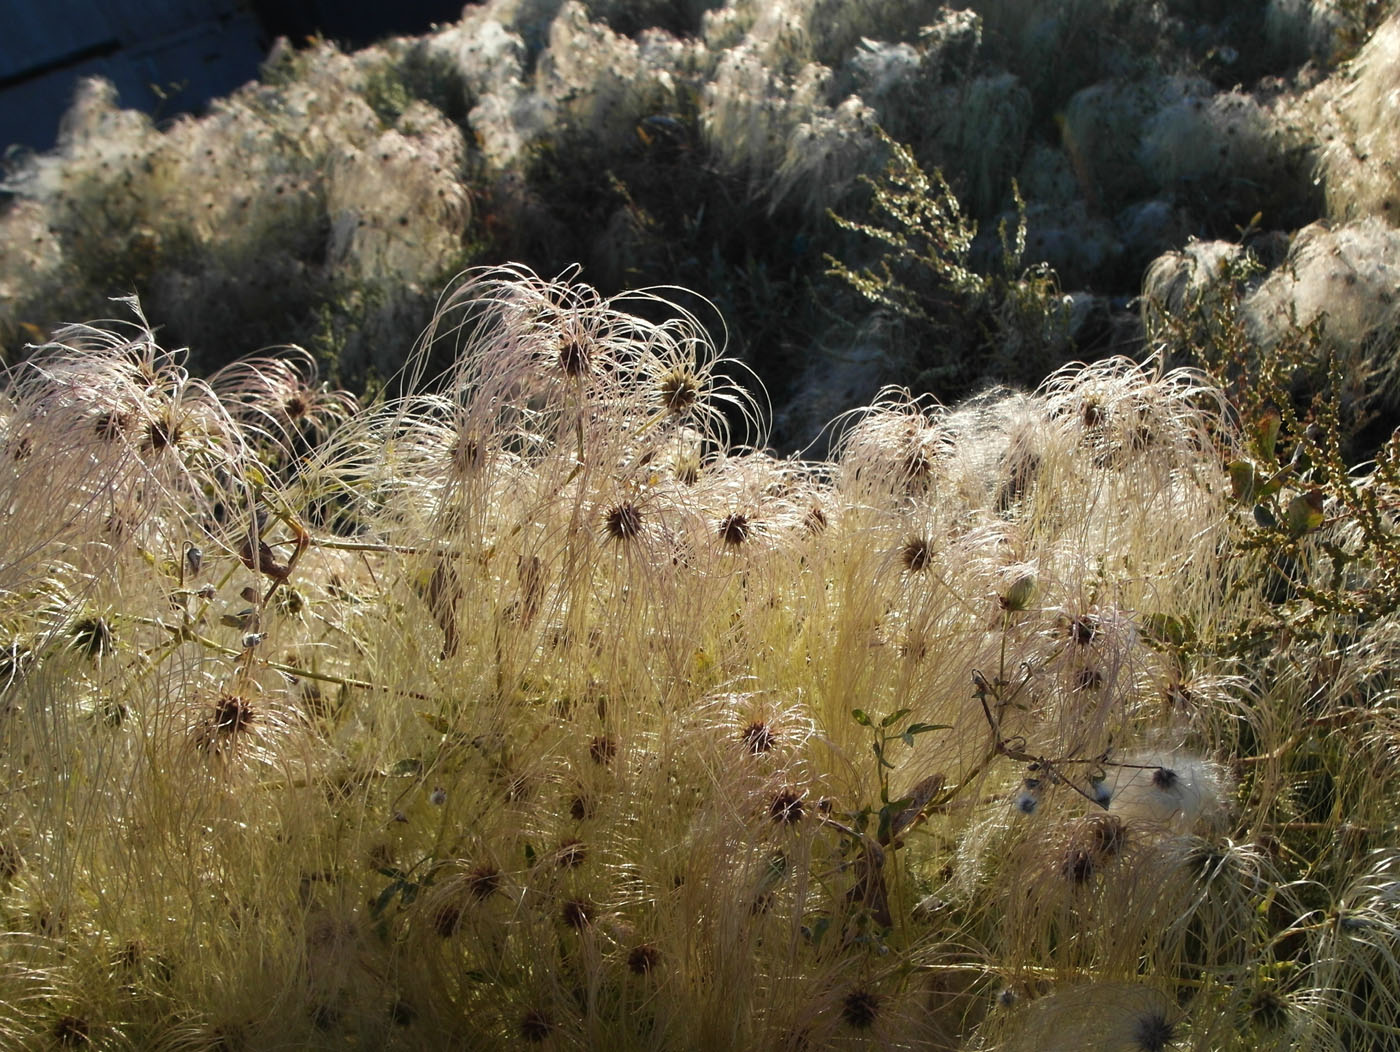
[0,0,466,154]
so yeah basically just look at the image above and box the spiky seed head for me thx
[466,864,501,900]
[604,503,643,541]
[1062,848,1096,884]
[142,415,180,454]
[901,537,932,572]
[1087,813,1127,855]
[842,990,881,1029]
[71,616,114,659]
[211,693,255,735]
[450,437,482,474]
[1131,1011,1176,1051]
[1081,397,1106,429]
[1068,615,1099,645]
[627,943,661,974]
[562,898,593,929]
[283,393,308,420]
[741,720,776,754]
[557,336,591,378]
[770,789,805,824]
[658,367,700,414]
[719,513,751,546]
[1151,767,1178,791]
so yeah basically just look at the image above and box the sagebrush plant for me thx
[1,259,1398,1049]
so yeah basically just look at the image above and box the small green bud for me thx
[1000,573,1038,612]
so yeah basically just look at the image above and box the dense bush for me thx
[3,4,1400,1044]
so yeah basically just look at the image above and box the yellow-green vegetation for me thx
[2,262,1398,1050]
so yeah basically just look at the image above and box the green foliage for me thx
[827,129,1074,398]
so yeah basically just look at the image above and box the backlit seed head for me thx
[1074,667,1104,692]
[212,694,255,734]
[557,336,591,377]
[70,616,114,659]
[604,503,643,541]
[901,446,932,488]
[719,513,751,546]
[741,720,776,754]
[842,990,881,1029]
[901,537,932,572]
[770,790,805,824]
[142,415,180,454]
[658,368,700,414]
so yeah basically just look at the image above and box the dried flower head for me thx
[557,334,592,378]
[842,989,881,1029]
[627,943,661,974]
[604,502,643,541]
[719,512,751,546]
[742,719,776,754]
[658,366,700,415]
[901,536,932,572]
[770,789,805,824]
[466,864,502,901]
[562,898,593,929]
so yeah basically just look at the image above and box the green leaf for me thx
[851,708,872,727]
[389,758,423,776]
[418,711,452,734]
[905,722,948,736]
[880,708,912,728]
[1254,503,1278,530]
[1286,489,1325,538]
[1143,613,1196,647]
[1254,408,1281,461]
[370,879,405,918]
[1228,460,1258,502]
